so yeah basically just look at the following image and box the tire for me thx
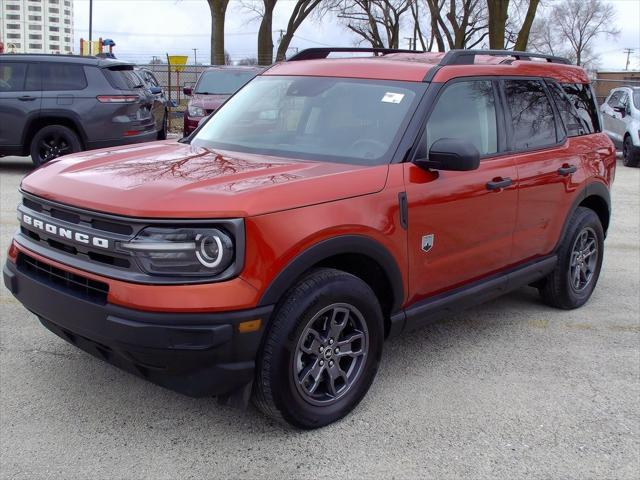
[539,207,604,309]
[157,111,168,140]
[622,135,639,167]
[253,268,384,429]
[30,125,81,167]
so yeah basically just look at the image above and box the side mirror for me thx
[183,86,193,96]
[613,105,625,115]
[149,86,162,95]
[414,138,480,172]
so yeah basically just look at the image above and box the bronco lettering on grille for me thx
[21,213,110,249]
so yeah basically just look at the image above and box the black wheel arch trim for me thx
[556,181,611,249]
[257,235,405,314]
[23,110,89,147]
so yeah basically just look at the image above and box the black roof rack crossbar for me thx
[287,47,420,62]
[439,49,571,66]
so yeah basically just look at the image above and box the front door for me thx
[404,79,518,305]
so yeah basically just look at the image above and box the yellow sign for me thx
[168,55,189,72]
[80,40,101,56]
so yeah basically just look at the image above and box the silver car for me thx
[600,86,640,167]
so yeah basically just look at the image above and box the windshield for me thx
[634,91,640,110]
[191,76,424,165]
[195,70,257,95]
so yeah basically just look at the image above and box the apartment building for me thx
[0,0,74,54]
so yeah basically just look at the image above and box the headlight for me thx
[188,104,206,117]
[120,227,234,277]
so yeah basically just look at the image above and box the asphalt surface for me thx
[1,154,638,479]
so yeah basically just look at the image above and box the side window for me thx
[24,64,42,91]
[561,83,600,133]
[607,91,621,107]
[0,62,27,92]
[547,81,588,137]
[146,72,160,87]
[503,79,557,150]
[41,64,87,91]
[421,80,497,157]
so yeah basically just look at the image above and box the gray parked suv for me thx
[0,54,167,166]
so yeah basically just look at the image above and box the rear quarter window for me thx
[103,66,142,90]
[561,83,600,133]
[547,81,590,137]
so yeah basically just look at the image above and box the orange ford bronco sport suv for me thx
[4,49,615,428]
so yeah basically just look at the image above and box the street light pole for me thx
[88,0,93,54]
[192,48,198,65]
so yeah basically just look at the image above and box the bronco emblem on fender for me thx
[421,234,435,253]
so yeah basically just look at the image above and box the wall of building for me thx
[0,0,74,54]
[594,71,640,103]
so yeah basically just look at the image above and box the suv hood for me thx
[190,93,229,112]
[21,141,388,218]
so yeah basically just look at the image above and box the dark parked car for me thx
[183,66,263,136]
[0,54,166,166]
[134,67,168,140]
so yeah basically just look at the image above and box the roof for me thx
[0,53,133,68]
[264,49,590,84]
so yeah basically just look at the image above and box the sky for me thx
[73,0,640,69]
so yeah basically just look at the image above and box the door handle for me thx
[18,95,36,101]
[486,177,513,190]
[558,164,577,176]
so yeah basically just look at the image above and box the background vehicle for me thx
[182,66,263,136]
[600,86,640,167]
[4,49,615,429]
[134,67,169,140]
[0,54,165,166]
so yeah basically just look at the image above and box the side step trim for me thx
[394,255,557,335]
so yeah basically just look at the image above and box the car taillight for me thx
[97,95,139,103]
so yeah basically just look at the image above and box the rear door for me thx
[505,79,582,262]
[404,79,518,303]
[0,61,42,150]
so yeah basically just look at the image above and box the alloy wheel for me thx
[293,303,369,406]
[39,134,71,162]
[569,226,598,292]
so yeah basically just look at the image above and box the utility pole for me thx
[192,48,198,65]
[623,48,634,71]
[88,0,93,54]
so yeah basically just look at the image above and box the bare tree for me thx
[550,0,619,66]
[238,57,259,65]
[276,0,325,61]
[486,0,540,50]
[335,0,414,49]
[207,0,230,64]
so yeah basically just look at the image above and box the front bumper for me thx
[3,257,272,398]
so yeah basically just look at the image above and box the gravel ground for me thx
[1,154,638,479]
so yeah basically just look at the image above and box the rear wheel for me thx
[30,125,81,167]
[622,135,639,167]
[539,207,604,309]
[253,268,383,429]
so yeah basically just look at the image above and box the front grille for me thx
[19,195,136,273]
[17,253,109,305]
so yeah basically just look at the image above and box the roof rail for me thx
[439,49,571,66]
[287,47,420,62]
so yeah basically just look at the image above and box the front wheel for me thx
[539,207,604,309]
[253,268,384,429]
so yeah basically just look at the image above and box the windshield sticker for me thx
[381,92,405,104]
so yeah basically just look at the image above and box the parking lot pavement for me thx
[1,154,638,479]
